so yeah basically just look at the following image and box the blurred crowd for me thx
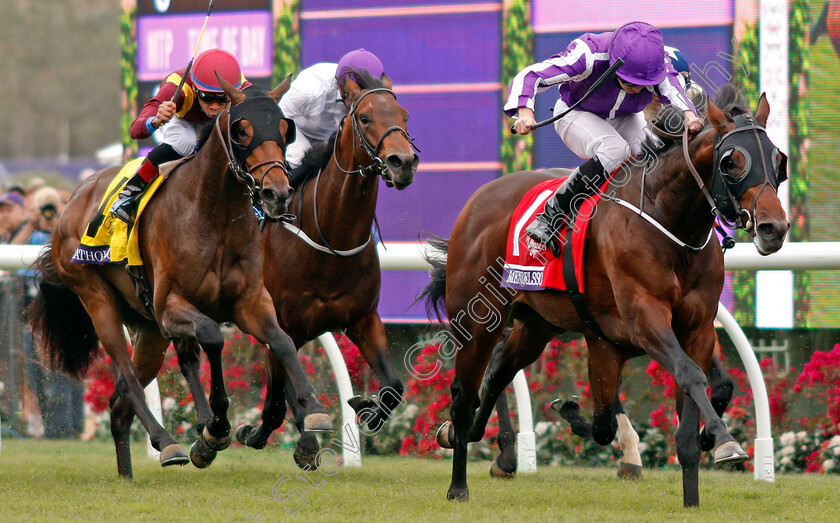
[0,178,84,439]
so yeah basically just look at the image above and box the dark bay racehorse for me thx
[421,92,788,506]
[27,77,332,478]
[234,70,419,467]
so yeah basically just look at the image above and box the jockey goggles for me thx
[197,90,229,104]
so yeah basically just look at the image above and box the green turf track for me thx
[0,440,837,522]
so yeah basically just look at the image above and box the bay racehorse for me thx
[235,69,418,467]
[421,89,788,506]
[27,76,332,478]
[168,69,418,469]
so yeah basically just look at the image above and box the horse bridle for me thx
[332,87,418,187]
[710,114,787,231]
[674,115,786,234]
[214,95,291,214]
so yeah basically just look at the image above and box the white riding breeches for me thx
[284,132,314,169]
[552,98,647,173]
[160,115,200,157]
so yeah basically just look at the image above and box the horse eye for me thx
[723,158,734,171]
[233,125,248,144]
[359,114,370,125]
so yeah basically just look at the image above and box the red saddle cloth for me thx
[501,176,606,292]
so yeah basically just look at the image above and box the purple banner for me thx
[301,12,500,85]
[376,172,498,242]
[137,11,273,81]
[303,0,498,10]
[396,91,501,163]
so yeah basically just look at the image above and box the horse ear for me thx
[343,77,362,101]
[706,100,733,136]
[755,92,770,127]
[269,74,292,102]
[380,73,393,90]
[216,73,245,105]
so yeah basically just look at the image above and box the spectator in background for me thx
[0,191,30,244]
[21,187,84,439]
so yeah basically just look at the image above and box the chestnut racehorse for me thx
[422,90,788,506]
[27,77,332,478]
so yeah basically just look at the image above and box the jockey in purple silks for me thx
[505,21,703,255]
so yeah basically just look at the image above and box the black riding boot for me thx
[524,156,608,256]
[110,172,151,225]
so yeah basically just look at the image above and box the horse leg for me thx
[489,390,517,479]
[553,393,642,479]
[467,315,552,443]
[584,336,624,446]
[171,338,221,468]
[615,399,643,479]
[236,350,289,452]
[76,287,186,476]
[109,333,187,475]
[345,312,404,432]
[158,296,232,453]
[632,303,744,455]
[700,355,733,451]
[233,291,331,432]
[447,330,495,502]
[284,380,322,471]
[173,339,213,436]
[675,390,702,507]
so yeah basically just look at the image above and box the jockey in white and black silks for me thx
[506,21,703,255]
[278,48,386,187]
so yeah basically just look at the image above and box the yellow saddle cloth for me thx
[72,157,164,267]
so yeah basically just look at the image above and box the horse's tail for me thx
[417,235,449,324]
[26,248,100,378]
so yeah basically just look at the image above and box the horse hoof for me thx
[347,395,377,413]
[489,458,516,479]
[203,426,232,451]
[294,445,320,471]
[714,441,749,464]
[160,444,190,467]
[235,425,252,445]
[190,440,217,469]
[617,461,643,480]
[436,421,454,449]
[446,487,469,502]
[303,413,333,432]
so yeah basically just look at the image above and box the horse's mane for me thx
[636,82,752,165]
[340,67,387,90]
[714,83,751,116]
[195,116,219,152]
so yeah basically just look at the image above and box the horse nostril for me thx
[386,154,403,170]
[757,222,780,238]
[261,188,279,203]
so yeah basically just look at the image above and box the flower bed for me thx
[82,331,840,473]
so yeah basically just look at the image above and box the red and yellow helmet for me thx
[190,49,243,92]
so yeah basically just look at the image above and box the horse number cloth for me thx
[72,157,164,267]
[501,176,606,292]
